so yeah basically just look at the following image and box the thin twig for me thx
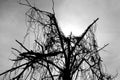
[0,61,30,76]
[52,0,55,14]
[16,40,29,52]
[12,47,22,54]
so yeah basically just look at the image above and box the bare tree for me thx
[0,0,115,80]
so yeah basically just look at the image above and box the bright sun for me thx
[59,18,85,37]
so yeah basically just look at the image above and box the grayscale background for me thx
[0,0,120,79]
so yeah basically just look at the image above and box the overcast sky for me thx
[0,0,120,79]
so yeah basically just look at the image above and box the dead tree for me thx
[0,0,114,80]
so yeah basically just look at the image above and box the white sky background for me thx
[0,0,120,79]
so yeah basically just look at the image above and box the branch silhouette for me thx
[0,0,115,80]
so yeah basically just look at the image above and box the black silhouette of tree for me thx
[0,0,115,80]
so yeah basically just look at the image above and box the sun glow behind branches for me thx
[58,16,86,37]
[59,22,84,36]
